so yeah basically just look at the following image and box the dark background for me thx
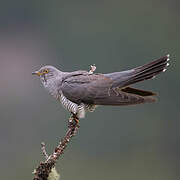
[0,0,179,179]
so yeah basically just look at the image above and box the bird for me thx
[32,54,170,121]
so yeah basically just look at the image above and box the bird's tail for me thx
[126,54,170,86]
[105,55,170,88]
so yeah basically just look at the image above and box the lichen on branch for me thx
[32,115,80,180]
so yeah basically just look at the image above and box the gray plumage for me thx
[32,55,169,119]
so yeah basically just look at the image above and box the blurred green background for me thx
[0,0,179,179]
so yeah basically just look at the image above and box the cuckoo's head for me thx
[32,65,60,83]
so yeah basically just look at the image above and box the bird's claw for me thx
[69,114,80,125]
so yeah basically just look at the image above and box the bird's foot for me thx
[74,117,79,124]
[69,114,80,126]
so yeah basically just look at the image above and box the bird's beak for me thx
[32,71,41,76]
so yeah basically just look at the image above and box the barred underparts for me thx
[60,93,78,114]
[60,93,96,118]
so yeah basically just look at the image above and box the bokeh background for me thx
[0,0,179,179]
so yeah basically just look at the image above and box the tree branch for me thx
[41,142,49,160]
[32,114,80,180]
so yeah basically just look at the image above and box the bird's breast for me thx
[43,79,60,99]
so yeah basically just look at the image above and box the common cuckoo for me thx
[32,55,169,120]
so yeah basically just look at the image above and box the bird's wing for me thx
[61,73,113,104]
[61,73,155,106]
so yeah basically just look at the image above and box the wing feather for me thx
[61,74,113,104]
[61,73,155,106]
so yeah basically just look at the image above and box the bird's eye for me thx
[43,69,49,74]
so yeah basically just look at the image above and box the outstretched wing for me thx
[61,73,155,106]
